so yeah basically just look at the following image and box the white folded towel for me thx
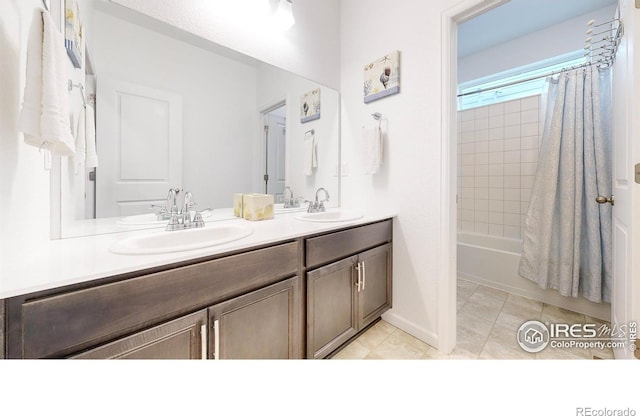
[74,104,99,174]
[19,9,75,156]
[84,105,98,167]
[362,126,382,174]
[302,134,317,176]
[74,108,86,175]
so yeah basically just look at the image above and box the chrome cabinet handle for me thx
[213,319,220,360]
[362,261,366,291]
[200,324,207,360]
[355,262,361,292]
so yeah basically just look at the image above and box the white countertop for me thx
[59,208,240,238]
[0,208,395,299]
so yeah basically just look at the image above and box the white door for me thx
[96,79,182,218]
[265,112,286,201]
[612,0,640,359]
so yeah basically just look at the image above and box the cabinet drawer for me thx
[70,310,207,359]
[21,241,298,358]
[305,220,392,268]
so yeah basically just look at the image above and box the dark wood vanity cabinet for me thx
[5,241,301,359]
[208,276,301,359]
[70,310,208,359]
[307,256,359,359]
[306,220,392,359]
[71,276,302,360]
[0,299,5,359]
[357,244,393,329]
[2,219,392,360]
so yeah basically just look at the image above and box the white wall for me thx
[110,0,342,90]
[0,0,57,251]
[340,0,461,347]
[458,5,616,83]
[340,0,621,350]
[256,64,340,205]
[91,9,258,212]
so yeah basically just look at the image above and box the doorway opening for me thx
[262,102,287,203]
[444,0,620,357]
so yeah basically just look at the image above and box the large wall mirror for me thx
[55,0,340,238]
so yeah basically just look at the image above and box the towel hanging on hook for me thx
[19,9,75,156]
[361,112,383,174]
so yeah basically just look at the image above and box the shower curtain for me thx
[518,64,612,303]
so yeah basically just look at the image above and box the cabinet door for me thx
[208,276,301,359]
[307,256,358,359]
[358,244,392,329]
[70,311,207,359]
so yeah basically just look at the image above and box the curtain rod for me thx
[458,20,623,99]
[456,61,602,98]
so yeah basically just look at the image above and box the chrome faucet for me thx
[282,186,300,208]
[165,189,205,231]
[168,188,179,214]
[150,188,180,220]
[307,187,330,213]
[183,191,193,227]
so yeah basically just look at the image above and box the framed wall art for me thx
[363,50,400,103]
[64,0,83,68]
[300,88,320,123]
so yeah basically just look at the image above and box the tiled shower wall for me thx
[457,95,541,240]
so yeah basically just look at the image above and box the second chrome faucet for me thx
[164,188,205,231]
[306,187,330,213]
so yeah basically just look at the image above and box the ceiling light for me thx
[275,0,295,31]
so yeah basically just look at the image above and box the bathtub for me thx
[457,232,610,321]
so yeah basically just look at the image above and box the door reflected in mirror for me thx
[263,103,287,201]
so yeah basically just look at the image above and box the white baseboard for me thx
[381,311,439,349]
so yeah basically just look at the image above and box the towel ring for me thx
[371,112,382,129]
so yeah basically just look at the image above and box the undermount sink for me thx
[116,210,213,227]
[295,209,364,223]
[110,223,253,255]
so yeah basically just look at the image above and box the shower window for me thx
[457,54,586,111]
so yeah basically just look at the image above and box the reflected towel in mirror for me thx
[74,104,99,174]
[303,133,317,176]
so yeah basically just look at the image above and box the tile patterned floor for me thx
[333,278,614,359]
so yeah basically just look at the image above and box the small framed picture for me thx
[64,0,83,68]
[300,88,321,123]
[363,50,400,103]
